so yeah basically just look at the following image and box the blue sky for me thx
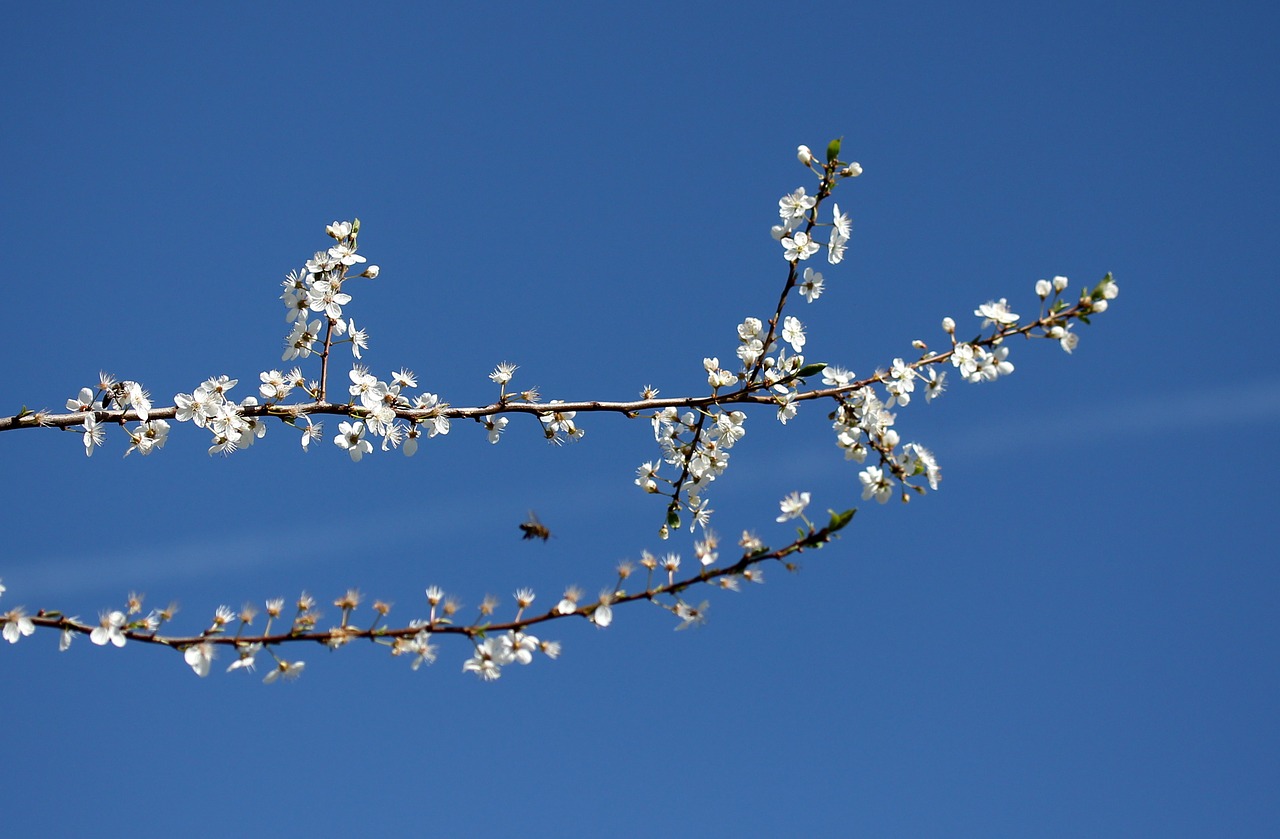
[3,2,1278,835]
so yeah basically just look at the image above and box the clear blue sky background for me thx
[3,2,1277,835]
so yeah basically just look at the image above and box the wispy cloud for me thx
[940,379,1280,459]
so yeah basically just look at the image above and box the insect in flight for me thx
[518,511,552,542]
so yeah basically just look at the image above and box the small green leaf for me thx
[667,509,682,530]
[827,508,857,531]
[826,137,843,163]
[796,362,828,379]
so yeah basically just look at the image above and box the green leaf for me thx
[826,137,842,163]
[796,362,828,379]
[827,508,857,531]
[667,509,682,530]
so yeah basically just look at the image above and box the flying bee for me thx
[518,511,552,542]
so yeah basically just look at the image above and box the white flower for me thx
[307,277,353,320]
[283,318,323,361]
[299,416,323,450]
[348,319,368,358]
[1053,275,1069,292]
[483,415,508,444]
[859,466,893,504]
[776,391,798,424]
[327,242,366,266]
[922,367,947,402]
[82,416,104,456]
[400,630,437,670]
[798,267,824,302]
[778,187,816,222]
[975,298,1020,328]
[1035,279,1053,298]
[781,231,820,262]
[501,631,540,665]
[463,637,512,681]
[674,600,710,630]
[125,382,151,421]
[591,593,614,628]
[832,203,852,239]
[781,316,806,352]
[227,642,262,673]
[401,424,420,456]
[951,343,978,379]
[334,421,373,462]
[258,369,293,401]
[974,345,1015,382]
[490,362,517,384]
[125,419,170,457]
[902,443,942,490]
[556,587,583,615]
[777,491,811,522]
[635,461,660,493]
[822,366,856,387]
[67,387,96,412]
[184,642,216,678]
[263,659,306,683]
[90,611,128,647]
[827,232,847,265]
[796,145,814,165]
[2,609,35,644]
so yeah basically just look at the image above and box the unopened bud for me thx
[797,145,814,165]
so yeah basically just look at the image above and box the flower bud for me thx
[941,317,955,333]
[797,145,814,165]
[842,162,863,177]
[1091,299,1108,313]
[361,265,380,279]
[1035,279,1051,298]
[1052,275,1069,293]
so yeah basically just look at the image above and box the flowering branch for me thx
[0,138,1118,681]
